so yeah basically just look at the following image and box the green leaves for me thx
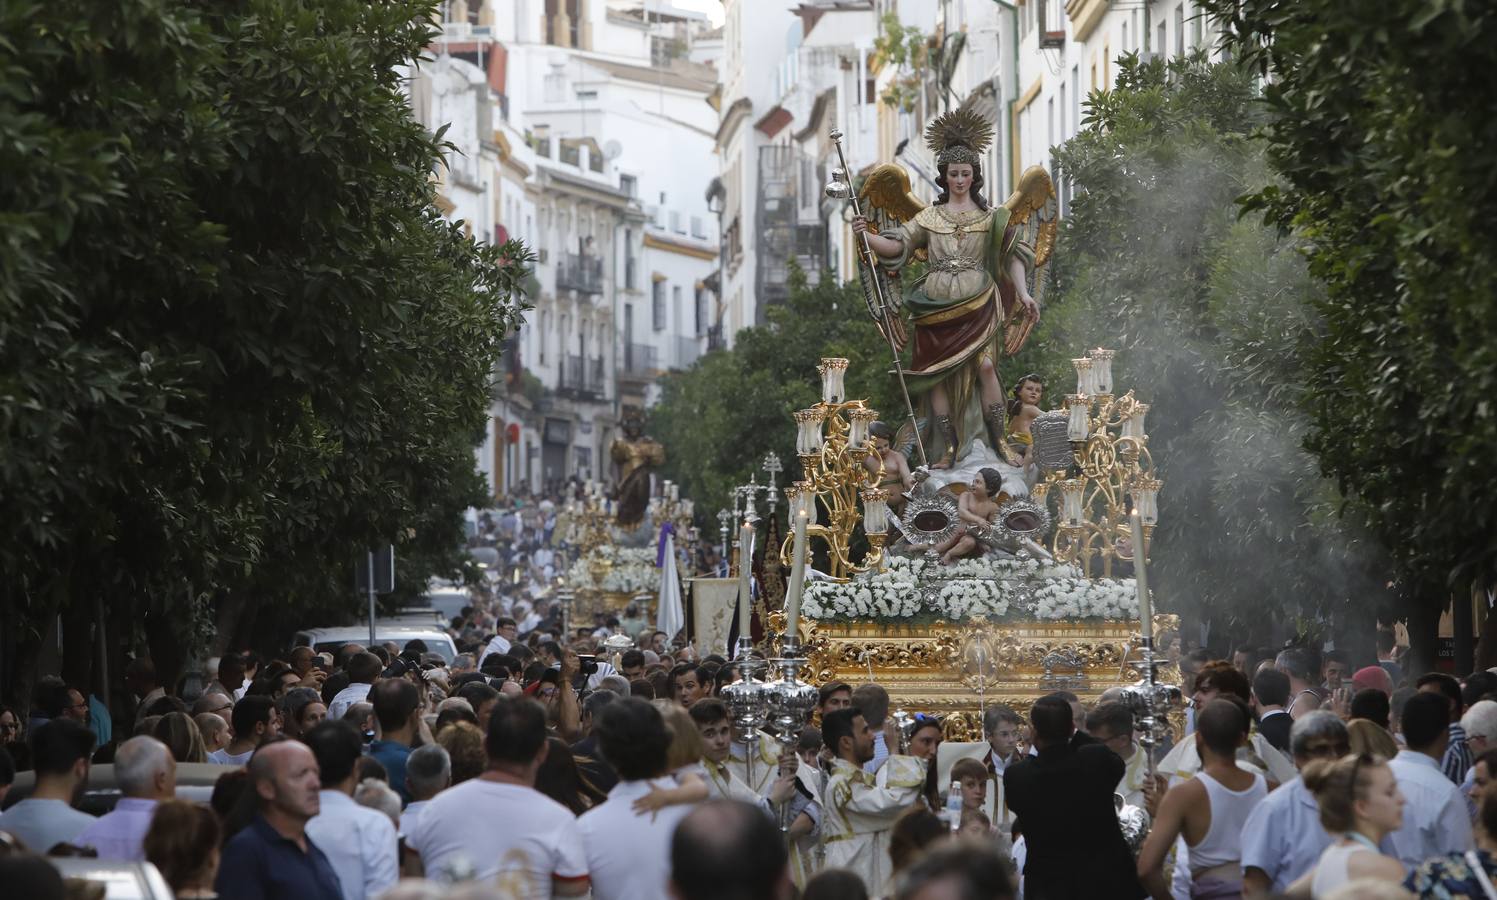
[0,0,528,663]
[1198,0,1497,610]
[1019,52,1394,639]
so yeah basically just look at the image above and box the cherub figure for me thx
[1005,373,1044,466]
[930,468,1006,564]
[862,421,915,513]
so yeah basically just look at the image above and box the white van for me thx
[292,624,458,662]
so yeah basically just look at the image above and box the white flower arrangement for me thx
[802,553,1143,623]
[566,547,659,594]
[1031,577,1139,621]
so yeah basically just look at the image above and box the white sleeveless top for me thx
[1311,842,1376,898]
[1188,771,1268,874]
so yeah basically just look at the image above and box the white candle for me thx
[738,520,755,636]
[1130,510,1151,640]
[785,488,811,640]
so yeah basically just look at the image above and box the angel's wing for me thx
[1001,166,1060,355]
[859,164,926,224]
[1002,165,1058,267]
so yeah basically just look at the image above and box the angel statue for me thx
[850,109,1056,486]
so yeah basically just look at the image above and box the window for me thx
[690,215,705,239]
[575,90,598,101]
[1158,21,1167,56]
[1174,5,1185,56]
[1057,85,1065,140]
[544,70,565,103]
[695,286,708,336]
[652,280,666,331]
[620,174,637,198]
[672,285,682,333]
[1122,20,1129,55]
[1071,65,1079,135]
[670,210,684,234]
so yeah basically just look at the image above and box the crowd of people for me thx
[5,510,1497,900]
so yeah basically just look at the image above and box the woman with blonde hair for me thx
[1346,718,1399,760]
[631,700,710,812]
[151,712,207,764]
[1290,753,1406,897]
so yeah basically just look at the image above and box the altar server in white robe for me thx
[821,707,927,892]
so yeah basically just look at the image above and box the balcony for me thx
[622,343,659,378]
[558,355,607,401]
[674,336,702,370]
[557,252,603,295]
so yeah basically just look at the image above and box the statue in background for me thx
[852,109,1057,487]
[610,407,663,528]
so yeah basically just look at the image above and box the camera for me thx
[574,654,600,676]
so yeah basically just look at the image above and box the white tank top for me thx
[1188,771,1268,874]
[1311,842,1375,898]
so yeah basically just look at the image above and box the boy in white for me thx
[407,697,589,898]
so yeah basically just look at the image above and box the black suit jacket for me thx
[1257,710,1292,753]
[1004,741,1142,900]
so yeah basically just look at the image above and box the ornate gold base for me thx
[802,617,1184,741]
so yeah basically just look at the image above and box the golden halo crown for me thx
[925,108,994,167]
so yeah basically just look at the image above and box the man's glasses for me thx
[1301,741,1350,758]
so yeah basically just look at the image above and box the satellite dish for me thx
[603,140,622,161]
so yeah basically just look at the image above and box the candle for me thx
[1130,510,1151,640]
[784,485,811,640]
[1066,395,1090,442]
[818,358,849,404]
[1090,348,1115,395]
[737,519,755,636]
[670,482,680,502]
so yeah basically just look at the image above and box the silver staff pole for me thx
[825,128,928,468]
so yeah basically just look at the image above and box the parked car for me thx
[291,624,457,662]
[51,858,175,900]
[4,762,228,814]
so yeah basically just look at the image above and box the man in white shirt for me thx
[578,698,693,900]
[0,719,96,852]
[78,736,175,860]
[1240,712,1360,897]
[482,617,519,664]
[304,720,398,900]
[407,696,590,896]
[1388,691,1475,868]
[326,653,381,721]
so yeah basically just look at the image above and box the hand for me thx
[632,787,671,818]
[883,719,902,754]
[297,670,326,690]
[769,774,797,806]
[778,748,798,777]
[851,215,870,235]
[561,649,580,678]
[1019,293,1040,322]
[1143,774,1167,818]
[911,466,930,485]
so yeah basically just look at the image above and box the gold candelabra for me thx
[780,358,891,581]
[1034,348,1163,577]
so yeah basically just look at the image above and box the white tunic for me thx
[823,755,927,893]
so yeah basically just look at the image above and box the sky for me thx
[660,0,726,27]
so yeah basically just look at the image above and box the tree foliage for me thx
[0,0,528,687]
[651,267,900,529]
[1195,2,1497,626]
[1020,54,1393,642]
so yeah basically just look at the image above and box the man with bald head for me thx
[77,736,175,860]
[215,739,342,900]
[669,799,791,900]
